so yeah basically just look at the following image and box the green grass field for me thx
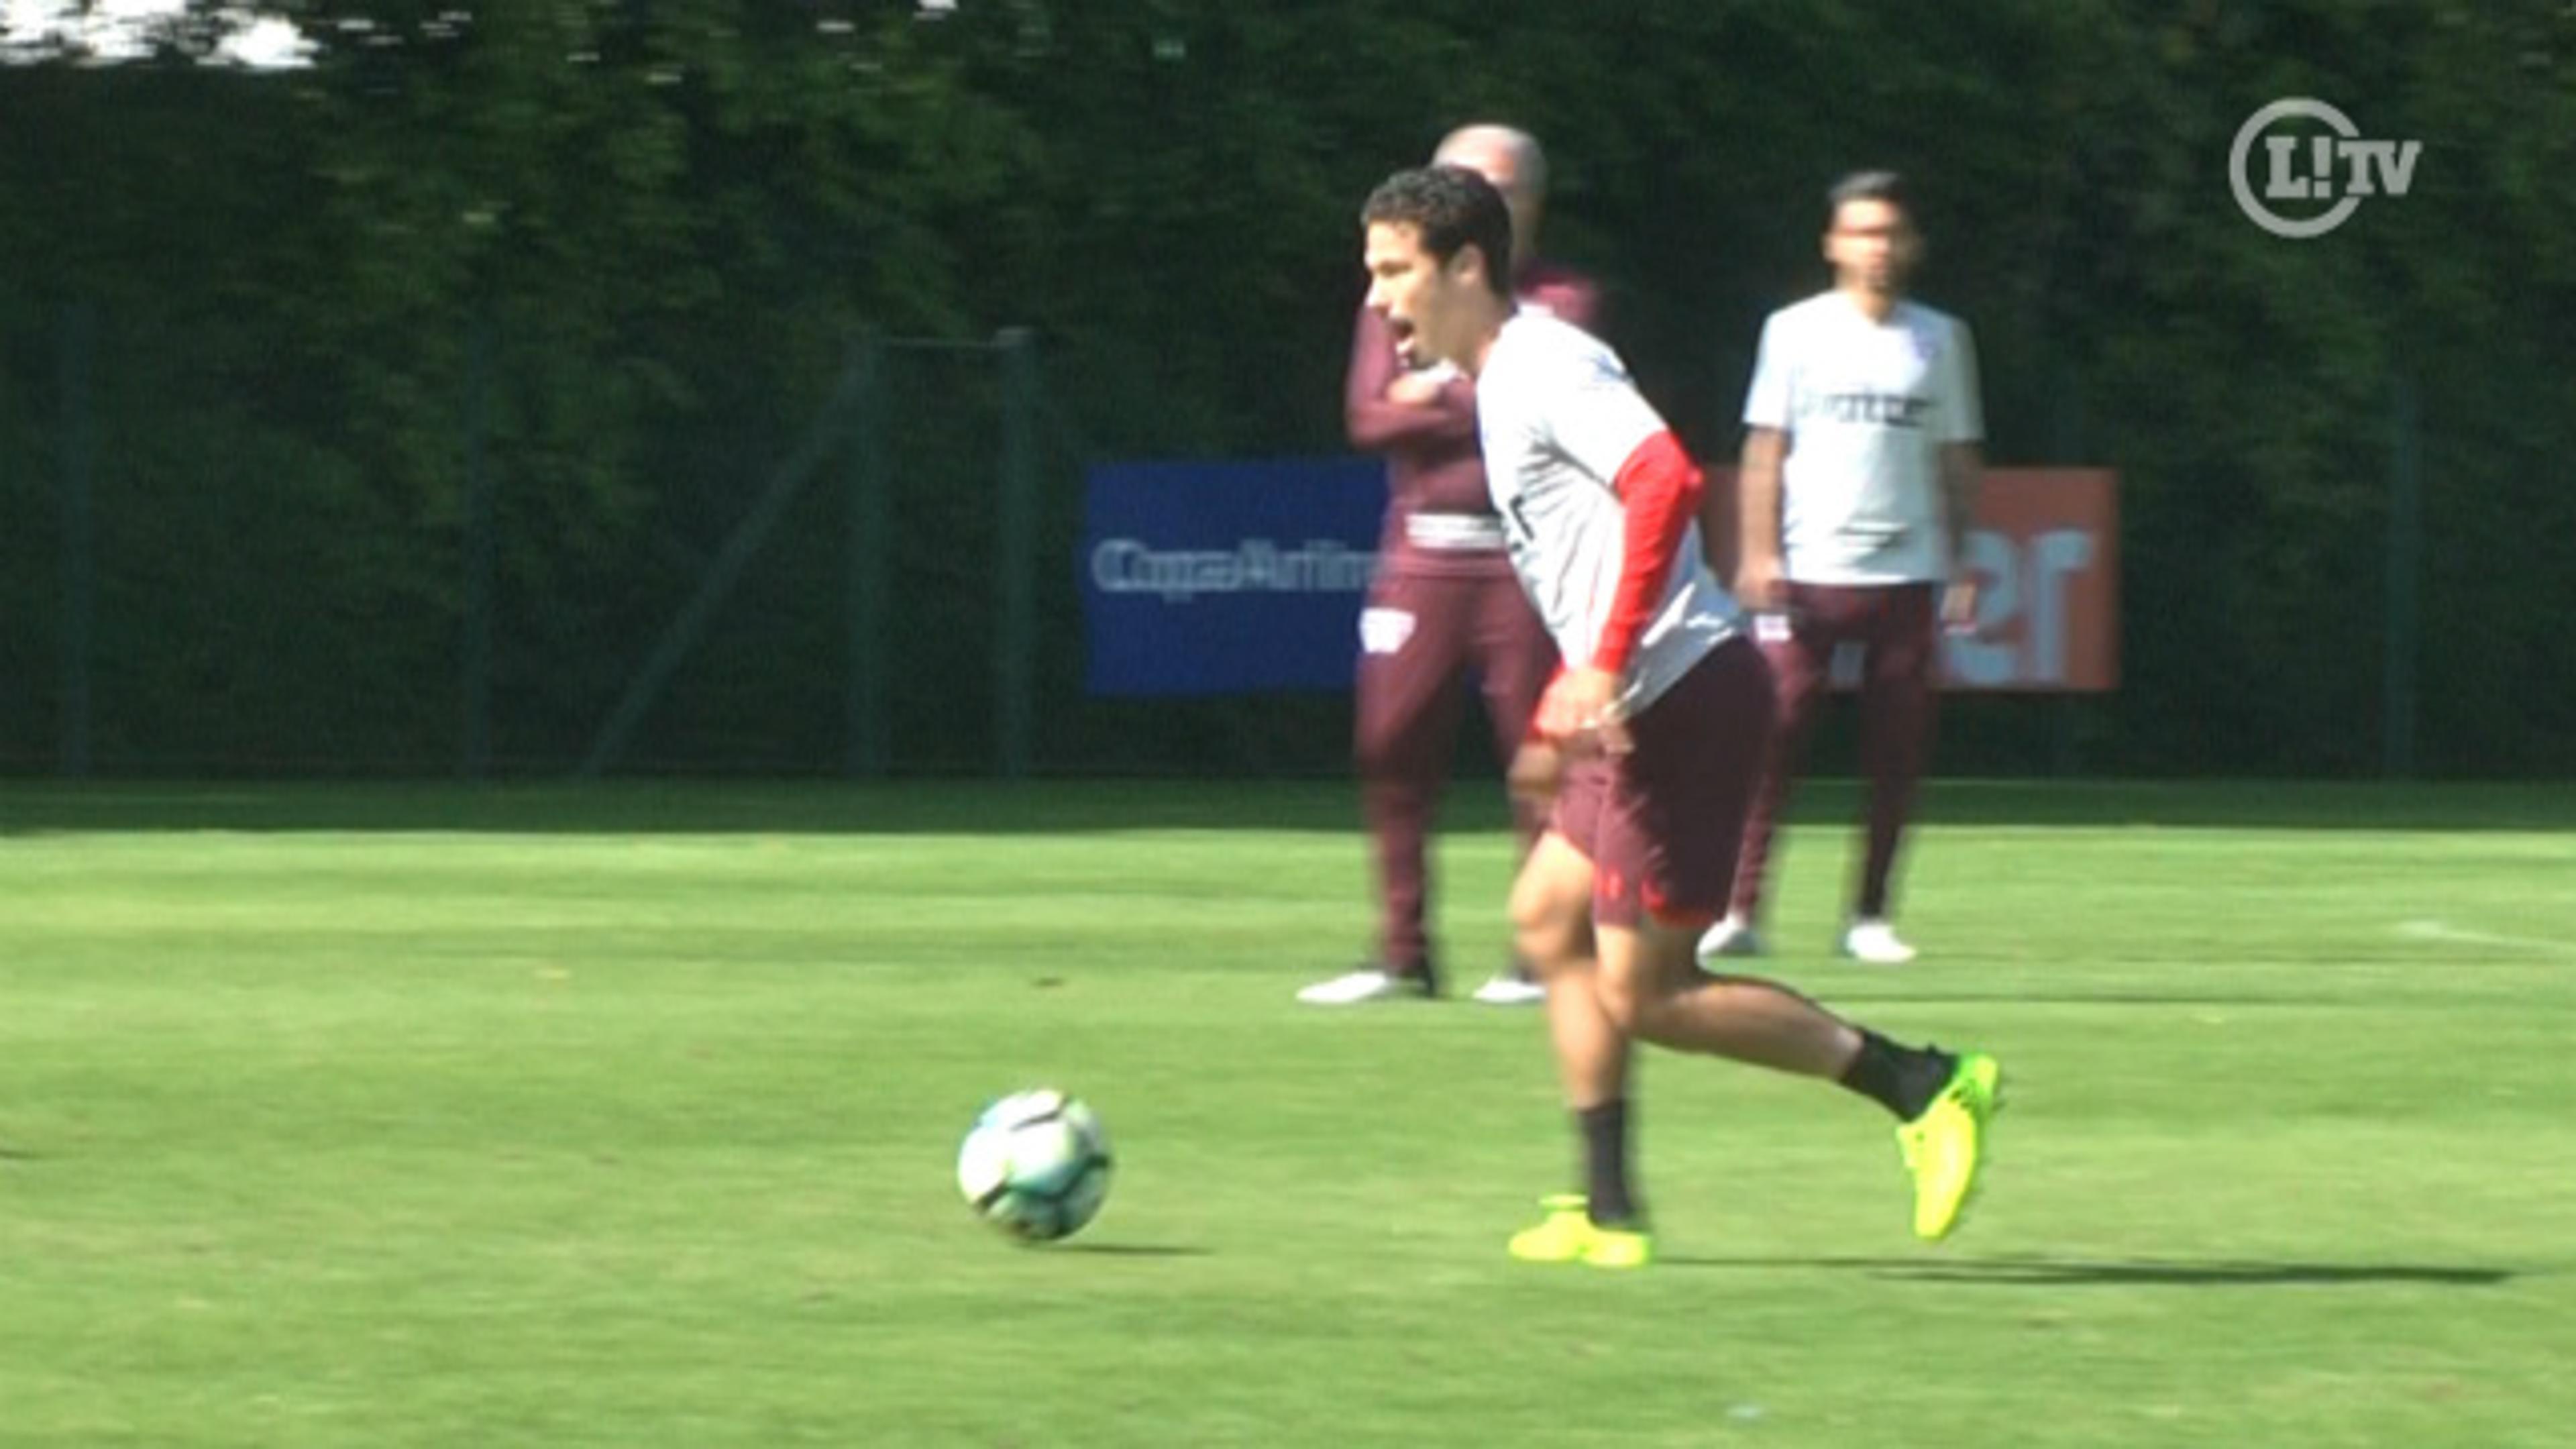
[4,780,2573,1448]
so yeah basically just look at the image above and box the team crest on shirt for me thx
[1358,608,1417,655]
[1799,391,1931,427]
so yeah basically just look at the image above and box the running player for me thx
[1357,163,2002,1265]
[1703,170,1985,967]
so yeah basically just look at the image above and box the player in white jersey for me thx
[1358,164,2001,1266]
[1703,170,1986,967]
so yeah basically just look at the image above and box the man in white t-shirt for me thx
[1358,164,2000,1267]
[1703,171,1985,967]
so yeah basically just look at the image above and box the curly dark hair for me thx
[1360,165,1514,300]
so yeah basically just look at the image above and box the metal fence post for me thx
[462,309,496,780]
[578,345,872,779]
[2049,363,2086,777]
[994,327,1039,780]
[2383,370,2421,777]
[58,302,95,780]
[845,333,889,777]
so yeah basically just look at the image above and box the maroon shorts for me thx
[1549,637,1774,930]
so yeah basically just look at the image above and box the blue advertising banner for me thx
[1081,458,1387,696]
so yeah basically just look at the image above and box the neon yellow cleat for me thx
[1507,1194,1595,1263]
[1578,1224,1654,1270]
[1897,1052,2003,1242]
[1507,1195,1654,1269]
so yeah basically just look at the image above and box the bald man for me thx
[1301,125,1602,1007]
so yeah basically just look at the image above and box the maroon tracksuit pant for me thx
[1354,567,1556,972]
[1732,582,1941,924]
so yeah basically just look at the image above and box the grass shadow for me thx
[1810,994,2346,1010]
[1051,1242,1210,1258]
[1654,1254,2520,1287]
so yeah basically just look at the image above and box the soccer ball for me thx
[956,1089,1113,1242]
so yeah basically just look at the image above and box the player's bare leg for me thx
[1599,918,1861,1075]
[1511,833,1627,1111]
[1505,833,1645,1265]
[1596,915,2003,1241]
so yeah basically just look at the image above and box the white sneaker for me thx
[1469,972,1547,1006]
[1295,967,1436,1006]
[1695,914,1765,963]
[1838,919,1918,965]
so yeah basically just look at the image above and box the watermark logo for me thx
[2229,99,2421,239]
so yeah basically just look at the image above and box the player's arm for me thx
[1536,431,1705,753]
[1510,663,1570,807]
[1935,319,1987,633]
[1344,305,1476,450]
[1734,426,1788,612]
[1937,440,1984,631]
[1595,431,1704,677]
[1733,313,1793,612]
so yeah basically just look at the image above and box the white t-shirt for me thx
[1742,292,1982,584]
[1475,313,1741,712]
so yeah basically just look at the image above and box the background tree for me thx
[2,0,2568,775]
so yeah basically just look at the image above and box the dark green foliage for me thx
[1,1,2569,775]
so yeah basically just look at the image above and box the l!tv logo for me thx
[2229,99,2422,239]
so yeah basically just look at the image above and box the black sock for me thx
[1837,1032,1957,1120]
[1577,1099,1640,1226]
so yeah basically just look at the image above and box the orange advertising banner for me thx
[1941,468,2119,692]
[1711,467,2118,693]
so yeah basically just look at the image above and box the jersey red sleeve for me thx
[1591,431,1705,675]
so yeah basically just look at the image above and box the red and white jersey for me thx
[1474,312,1741,712]
[1743,292,1982,584]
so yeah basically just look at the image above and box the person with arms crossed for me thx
[1300,124,1599,1008]
[1358,164,2002,1267]
[1703,171,1984,967]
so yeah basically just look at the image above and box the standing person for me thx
[1702,171,1985,967]
[1358,164,2002,1266]
[1299,124,1599,1008]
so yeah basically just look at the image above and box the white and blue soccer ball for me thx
[956,1089,1113,1242]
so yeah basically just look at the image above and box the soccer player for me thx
[1702,171,1985,967]
[1357,164,2002,1266]
[1299,124,1599,1009]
